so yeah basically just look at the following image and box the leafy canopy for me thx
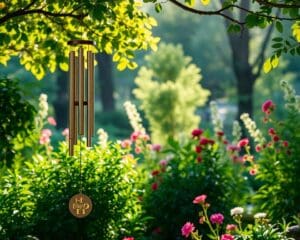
[145,0,300,72]
[0,0,159,79]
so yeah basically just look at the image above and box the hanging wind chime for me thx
[67,39,95,218]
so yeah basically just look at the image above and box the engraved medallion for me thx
[69,193,93,218]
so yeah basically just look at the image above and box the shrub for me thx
[133,43,210,145]
[0,77,36,166]
[0,94,146,240]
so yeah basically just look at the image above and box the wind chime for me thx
[67,39,95,218]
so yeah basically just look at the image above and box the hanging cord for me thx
[79,138,83,194]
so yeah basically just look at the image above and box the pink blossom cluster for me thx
[40,129,52,145]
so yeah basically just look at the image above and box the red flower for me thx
[151,182,158,191]
[282,141,289,147]
[181,222,195,238]
[151,170,160,176]
[268,128,276,135]
[123,237,134,240]
[192,129,204,138]
[197,156,202,163]
[262,99,275,114]
[273,135,280,142]
[193,194,207,204]
[210,213,224,224]
[221,234,234,240]
[130,131,141,142]
[238,138,249,148]
[195,145,202,153]
[217,131,224,137]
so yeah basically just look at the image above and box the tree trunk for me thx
[53,70,68,129]
[96,53,115,112]
[225,0,256,118]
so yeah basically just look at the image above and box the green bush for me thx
[0,77,36,166]
[0,141,145,240]
[133,43,210,145]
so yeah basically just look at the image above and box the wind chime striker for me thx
[67,39,95,218]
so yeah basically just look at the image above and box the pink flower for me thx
[238,138,249,148]
[130,131,141,142]
[262,99,275,114]
[140,133,150,141]
[227,145,240,152]
[221,234,234,240]
[255,145,262,152]
[135,146,142,154]
[41,128,52,137]
[151,182,158,191]
[193,194,207,204]
[47,116,57,126]
[249,168,257,175]
[152,144,161,152]
[192,129,204,138]
[121,139,132,148]
[210,213,224,224]
[39,135,50,145]
[123,237,134,240]
[62,128,69,137]
[226,224,237,231]
[181,222,195,238]
[159,159,168,167]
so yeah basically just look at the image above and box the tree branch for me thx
[168,0,245,25]
[168,0,300,27]
[0,8,87,25]
[255,0,300,9]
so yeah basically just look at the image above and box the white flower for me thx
[254,212,267,219]
[230,207,244,216]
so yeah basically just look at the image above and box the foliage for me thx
[139,130,248,240]
[133,43,210,144]
[0,0,159,79]
[0,95,146,240]
[182,196,293,240]
[0,77,36,166]
[241,80,300,221]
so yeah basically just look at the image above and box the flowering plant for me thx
[240,80,300,221]
[182,194,293,240]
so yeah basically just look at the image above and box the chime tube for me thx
[74,56,79,145]
[69,51,75,155]
[87,51,94,147]
[78,47,85,136]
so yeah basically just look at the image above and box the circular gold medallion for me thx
[69,193,93,218]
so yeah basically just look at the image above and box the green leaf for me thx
[154,3,162,13]
[271,43,282,49]
[275,21,283,33]
[272,37,283,42]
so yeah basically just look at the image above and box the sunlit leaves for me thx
[0,0,159,79]
[200,0,210,6]
[263,55,279,74]
[292,21,300,42]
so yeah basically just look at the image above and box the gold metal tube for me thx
[87,51,94,147]
[74,56,78,145]
[78,47,85,136]
[69,51,75,155]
